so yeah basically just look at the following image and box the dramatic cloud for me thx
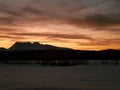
[0,0,119,50]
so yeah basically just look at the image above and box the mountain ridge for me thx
[0,42,119,61]
[8,42,72,51]
[0,42,119,51]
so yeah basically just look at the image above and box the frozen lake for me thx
[0,64,120,90]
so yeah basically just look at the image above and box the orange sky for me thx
[0,0,120,50]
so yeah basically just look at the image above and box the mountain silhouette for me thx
[0,42,119,64]
[0,47,6,52]
[9,42,71,51]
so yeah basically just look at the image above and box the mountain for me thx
[0,42,119,61]
[9,42,71,51]
[0,47,6,52]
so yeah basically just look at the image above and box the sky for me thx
[0,0,120,50]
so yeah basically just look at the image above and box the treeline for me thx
[0,49,119,61]
[1,60,119,66]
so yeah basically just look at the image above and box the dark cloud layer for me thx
[0,0,120,28]
[85,14,120,26]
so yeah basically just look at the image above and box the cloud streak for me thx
[0,35,25,39]
[9,32,93,40]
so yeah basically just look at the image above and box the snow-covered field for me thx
[0,64,120,90]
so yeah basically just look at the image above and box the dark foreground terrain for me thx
[0,65,120,90]
[0,42,119,66]
[0,49,120,66]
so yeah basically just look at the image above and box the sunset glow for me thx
[0,0,120,50]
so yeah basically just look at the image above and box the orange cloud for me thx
[9,32,93,40]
